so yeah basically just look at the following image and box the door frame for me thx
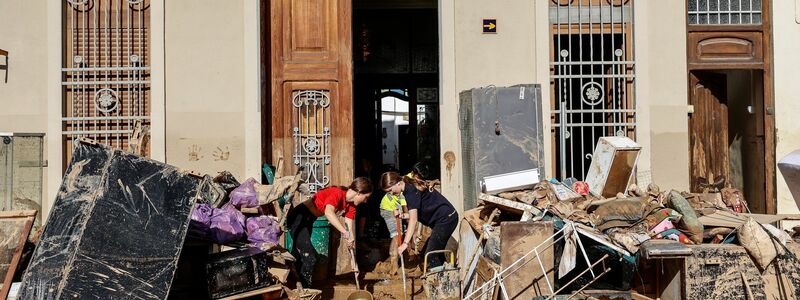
[684,0,776,213]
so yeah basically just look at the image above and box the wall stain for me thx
[188,145,203,161]
[444,151,456,180]
[212,146,230,161]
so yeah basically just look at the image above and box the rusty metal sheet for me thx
[500,221,555,300]
[18,141,201,300]
[0,210,36,300]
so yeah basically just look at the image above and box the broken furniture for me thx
[585,136,641,198]
[0,210,36,300]
[459,84,546,209]
[17,140,201,300]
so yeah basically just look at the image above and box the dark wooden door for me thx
[269,0,353,190]
[741,71,767,213]
[689,72,729,192]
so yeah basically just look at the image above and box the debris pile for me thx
[0,139,314,300]
[460,137,800,300]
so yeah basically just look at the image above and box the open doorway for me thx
[689,70,768,213]
[352,6,440,182]
[350,1,441,270]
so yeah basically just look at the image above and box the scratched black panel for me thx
[17,142,112,298]
[18,142,200,300]
[206,247,275,299]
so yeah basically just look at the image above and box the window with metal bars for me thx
[62,0,151,162]
[549,0,637,181]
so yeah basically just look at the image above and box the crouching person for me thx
[287,177,372,288]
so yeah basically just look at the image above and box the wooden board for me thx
[0,210,36,300]
[472,256,499,300]
[0,211,36,298]
[500,221,555,300]
[218,284,283,300]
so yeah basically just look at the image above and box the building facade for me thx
[1,0,800,223]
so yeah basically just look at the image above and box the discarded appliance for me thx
[206,247,279,299]
[17,140,201,300]
[482,168,540,194]
[778,149,800,210]
[585,136,641,198]
[460,84,546,209]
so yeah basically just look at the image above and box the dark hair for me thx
[380,171,426,192]
[411,162,433,180]
[346,177,373,194]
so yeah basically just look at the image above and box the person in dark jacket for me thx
[380,171,458,269]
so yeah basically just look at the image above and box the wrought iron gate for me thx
[62,0,151,160]
[550,0,637,180]
[292,90,332,193]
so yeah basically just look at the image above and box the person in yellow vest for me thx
[377,172,411,275]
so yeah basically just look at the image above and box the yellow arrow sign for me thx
[483,22,496,30]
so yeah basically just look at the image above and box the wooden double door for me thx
[264,0,354,190]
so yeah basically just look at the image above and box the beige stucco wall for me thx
[0,0,57,219]
[773,0,800,216]
[0,0,48,133]
[163,0,252,180]
[634,0,690,191]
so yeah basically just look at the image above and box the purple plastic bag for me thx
[245,216,282,246]
[209,204,246,243]
[230,178,259,208]
[188,203,214,239]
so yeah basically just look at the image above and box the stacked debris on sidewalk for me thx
[0,139,317,300]
[460,136,800,300]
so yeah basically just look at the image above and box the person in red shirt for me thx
[287,177,372,288]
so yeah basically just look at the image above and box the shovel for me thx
[396,216,408,300]
[347,248,373,300]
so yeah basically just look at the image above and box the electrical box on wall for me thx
[0,133,45,226]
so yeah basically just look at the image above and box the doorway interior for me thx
[351,1,442,247]
[689,70,768,213]
[352,5,440,182]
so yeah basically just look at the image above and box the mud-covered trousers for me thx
[287,204,318,288]
[423,210,459,269]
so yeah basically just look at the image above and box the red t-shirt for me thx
[313,187,356,219]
